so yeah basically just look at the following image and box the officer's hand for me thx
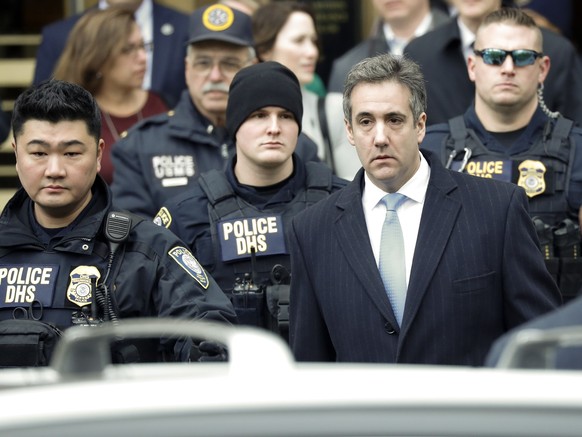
[193,340,228,362]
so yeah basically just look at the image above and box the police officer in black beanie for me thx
[155,61,347,341]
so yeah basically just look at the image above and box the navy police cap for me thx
[188,4,254,47]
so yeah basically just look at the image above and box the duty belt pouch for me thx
[231,292,265,328]
[533,217,559,285]
[554,219,582,301]
[0,319,63,367]
[266,284,290,341]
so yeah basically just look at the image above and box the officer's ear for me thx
[538,55,550,85]
[345,119,355,146]
[467,55,477,84]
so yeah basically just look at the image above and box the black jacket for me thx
[111,90,320,218]
[0,177,237,357]
[405,19,582,126]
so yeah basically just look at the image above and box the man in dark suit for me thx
[288,53,561,366]
[33,0,188,107]
[404,0,582,126]
[326,0,450,93]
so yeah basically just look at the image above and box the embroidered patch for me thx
[169,246,209,289]
[0,265,59,308]
[154,207,172,229]
[202,4,234,32]
[218,215,287,262]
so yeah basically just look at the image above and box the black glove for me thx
[192,340,228,362]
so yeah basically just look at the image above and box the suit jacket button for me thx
[384,322,396,335]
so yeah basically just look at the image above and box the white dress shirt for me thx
[383,12,433,56]
[457,17,476,65]
[362,152,431,288]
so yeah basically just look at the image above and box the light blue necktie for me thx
[379,193,407,326]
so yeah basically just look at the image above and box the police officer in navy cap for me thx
[111,3,320,219]
[0,80,237,367]
[155,61,347,341]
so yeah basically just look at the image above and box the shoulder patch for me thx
[154,207,172,228]
[168,246,209,289]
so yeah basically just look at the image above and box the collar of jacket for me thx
[0,176,111,253]
[167,90,232,149]
[225,153,306,209]
[464,105,548,154]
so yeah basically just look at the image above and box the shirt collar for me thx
[383,12,433,55]
[363,151,430,211]
[457,17,475,63]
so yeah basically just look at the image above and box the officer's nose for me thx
[45,155,66,178]
[267,114,282,135]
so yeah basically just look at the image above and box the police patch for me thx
[67,266,101,308]
[154,207,172,229]
[0,264,59,308]
[218,215,287,262]
[517,160,546,198]
[202,4,234,32]
[169,246,209,290]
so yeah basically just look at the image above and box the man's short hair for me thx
[12,80,101,143]
[343,54,427,125]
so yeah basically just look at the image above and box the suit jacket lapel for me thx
[400,152,461,336]
[334,170,397,325]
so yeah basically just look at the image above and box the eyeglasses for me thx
[473,48,543,67]
[191,57,247,76]
[120,41,153,56]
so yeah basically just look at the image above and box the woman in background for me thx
[252,2,347,173]
[53,6,168,184]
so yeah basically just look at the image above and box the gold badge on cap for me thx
[67,266,101,307]
[517,159,546,198]
[202,4,234,31]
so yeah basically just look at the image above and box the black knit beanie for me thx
[226,61,303,140]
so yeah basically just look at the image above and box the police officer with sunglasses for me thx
[421,8,582,302]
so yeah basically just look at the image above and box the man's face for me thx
[450,0,501,22]
[13,120,103,227]
[235,106,298,171]
[468,23,549,113]
[185,42,253,121]
[372,0,429,25]
[346,80,425,193]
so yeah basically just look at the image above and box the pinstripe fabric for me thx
[289,150,562,365]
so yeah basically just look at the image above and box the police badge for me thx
[202,4,234,32]
[67,266,101,307]
[517,160,546,198]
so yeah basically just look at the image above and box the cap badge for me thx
[203,4,234,32]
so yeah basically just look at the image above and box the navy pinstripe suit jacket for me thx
[289,150,561,365]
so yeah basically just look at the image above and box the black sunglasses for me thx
[473,48,543,67]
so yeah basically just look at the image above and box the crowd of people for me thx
[0,0,581,368]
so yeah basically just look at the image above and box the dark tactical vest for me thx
[443,116,581,301]
[198,163,333,338]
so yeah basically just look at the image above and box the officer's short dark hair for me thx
[12,80,101,143]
